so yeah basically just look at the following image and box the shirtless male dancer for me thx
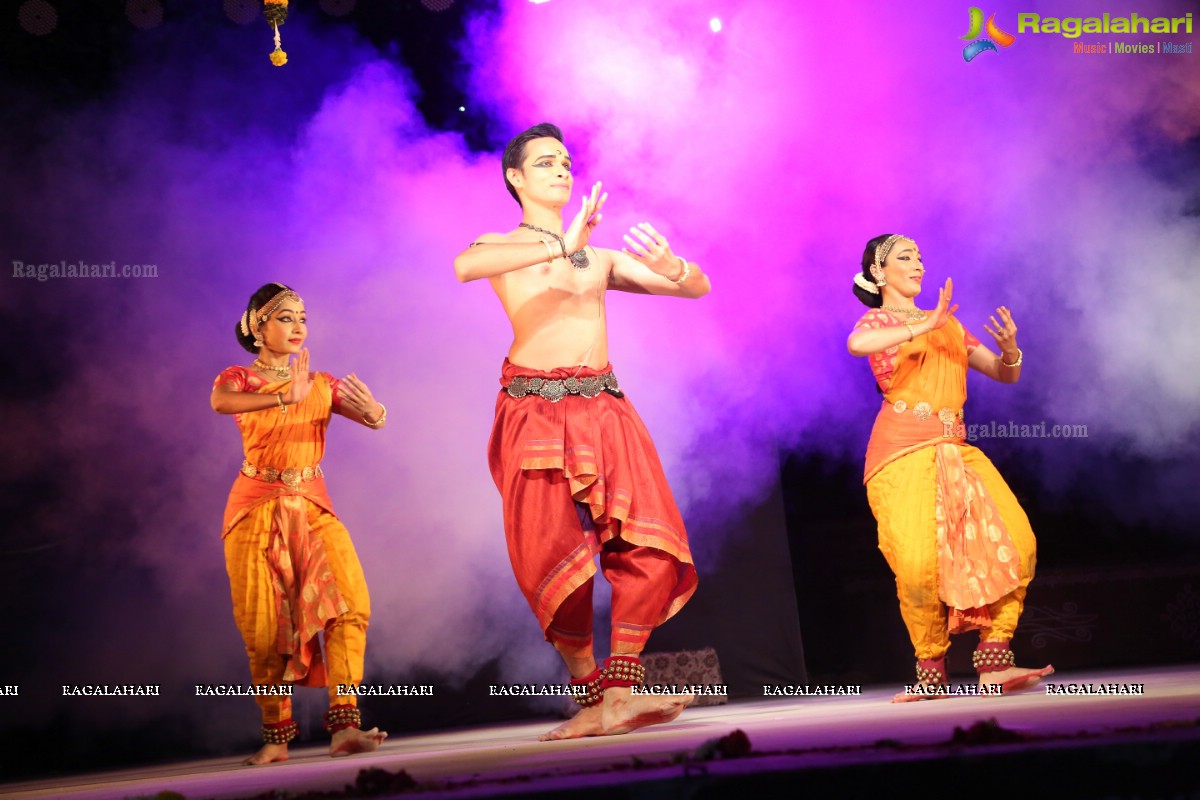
[454,123,711,740]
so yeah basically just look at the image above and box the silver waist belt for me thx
[504,371,623,403]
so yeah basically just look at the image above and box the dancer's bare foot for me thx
[979,664,1055,695]
[539,705,605,741]
[329,726,387,757]
[243,743,288,765]
[600,686,691,735]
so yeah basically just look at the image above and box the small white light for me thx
[458,106,466,112]
[709,17,722,33]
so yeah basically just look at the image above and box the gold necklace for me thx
[253,358,291,379]
[881,305,928,320]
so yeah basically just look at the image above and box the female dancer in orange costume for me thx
[847,235,1053,701]
[211,282,388,763]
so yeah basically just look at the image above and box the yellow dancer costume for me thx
[857,307,1036,650]
[216,345,372,743]
[217,365,370,741]
[852,279,1046,692]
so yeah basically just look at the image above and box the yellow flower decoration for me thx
[263,0,288,26]
[264,1,288,66]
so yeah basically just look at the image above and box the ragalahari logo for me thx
[961,7,1016,61]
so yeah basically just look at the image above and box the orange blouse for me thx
[213,367,345,535]
[855,310,980,483]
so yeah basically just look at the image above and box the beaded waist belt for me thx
[504,370,623,403]
[890,400,964,425]
[241,459,324,489]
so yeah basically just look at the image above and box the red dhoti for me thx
[488,360,697,656]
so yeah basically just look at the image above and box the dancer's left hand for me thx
[622,222,684,280]
[983,306,1019,358]
[339,373,383,423]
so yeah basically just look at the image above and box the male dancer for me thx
[454,123,710,740]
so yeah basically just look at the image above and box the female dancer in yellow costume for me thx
[211,282,389,763]
[847,235,1053,702]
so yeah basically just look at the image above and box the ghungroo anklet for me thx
[915,657,947,686]
[973,642,1017,674]
[323,703,361,733]
[570,666,603,707]
[262,718,299,744]
[599,655,647,690]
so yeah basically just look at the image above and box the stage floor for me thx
[5,664,1200,799]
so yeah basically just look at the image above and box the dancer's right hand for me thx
[282,348,313,406]
[921,278,958,332]
[564,181,607,254]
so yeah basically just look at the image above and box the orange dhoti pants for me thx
[488,361,697,657]
[223,488,371,724]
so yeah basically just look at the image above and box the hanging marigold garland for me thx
[264,0,288,66]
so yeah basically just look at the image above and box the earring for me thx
[254,338,264,348]
[873,271,886,287]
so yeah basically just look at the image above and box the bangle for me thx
[1000,348,1023,368]
[542,239,555,263]
[904,322,915,341]
[548,232,567,260]
[365,402,387,429]
[673,257,691,284]
[277,392,287,415]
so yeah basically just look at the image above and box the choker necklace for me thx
[519,222,590,270]
[881,305,928,320]
[253,358,291,379]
